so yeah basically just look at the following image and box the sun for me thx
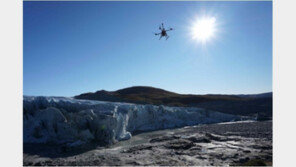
[191,17,216,43]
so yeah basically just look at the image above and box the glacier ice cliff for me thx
[23,96,241,145]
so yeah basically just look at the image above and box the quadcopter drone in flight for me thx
[155,23,173,40]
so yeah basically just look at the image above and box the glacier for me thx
[23,96,241,145]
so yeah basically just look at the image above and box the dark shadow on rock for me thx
[23,142,107,159]
[164,139,195,150]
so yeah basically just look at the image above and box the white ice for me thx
[23,96,241,145]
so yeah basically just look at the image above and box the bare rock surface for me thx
[24,121,272,166]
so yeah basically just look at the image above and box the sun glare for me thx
[191,17,216,43]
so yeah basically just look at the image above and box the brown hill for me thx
[74,86,272,118]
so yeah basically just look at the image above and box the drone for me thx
[155,23,173,40]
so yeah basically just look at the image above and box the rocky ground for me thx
[24,121,272,166]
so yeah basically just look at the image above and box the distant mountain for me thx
[75,86,272,118]
[236,92,272,98]
[75,86,241,105]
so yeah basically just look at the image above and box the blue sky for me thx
[24,1,272,96]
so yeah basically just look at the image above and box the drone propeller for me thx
[165,28,174,31]
[154,32,160,36]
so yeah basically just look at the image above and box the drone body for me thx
[155,23,173,40]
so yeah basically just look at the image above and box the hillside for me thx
[74,86,272,118]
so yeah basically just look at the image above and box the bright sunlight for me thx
[191,17,216,43]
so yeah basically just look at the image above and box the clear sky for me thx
[24,1,272,96]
